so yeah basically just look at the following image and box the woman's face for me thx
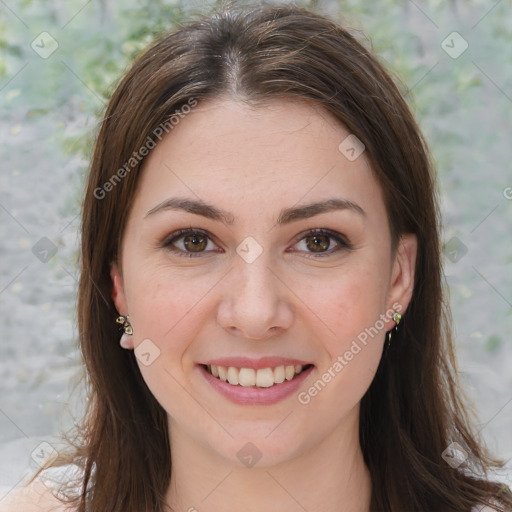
[111,97,416,467]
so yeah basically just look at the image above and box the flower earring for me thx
[387,312,402,347]
[116,315,133,349]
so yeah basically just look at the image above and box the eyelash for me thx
[160,228,353,258]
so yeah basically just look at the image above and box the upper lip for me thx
[200,357,313,370]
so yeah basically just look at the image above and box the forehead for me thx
[132,96,385,225]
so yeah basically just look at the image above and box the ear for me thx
[386,233,417,328]
[110,263,128,315]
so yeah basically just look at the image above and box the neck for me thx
[165,410,372,512]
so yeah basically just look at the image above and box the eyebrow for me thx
[145,197,365,225]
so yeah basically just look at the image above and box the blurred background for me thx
[1,0,511,499]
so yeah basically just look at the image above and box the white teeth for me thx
[218,366,228,382]
[256,368,274,388]
[238,368,256,387]
[207,363,308,387]
[274,365,285,384]
[227,366,239,385]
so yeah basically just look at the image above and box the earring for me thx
[116,315,133,349]
[387,312,402,346]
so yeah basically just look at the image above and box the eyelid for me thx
[288,228,353,256]
[160,227,352,257]
[161,227,211,246]
[160,228,219,258]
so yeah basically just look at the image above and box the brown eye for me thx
[182,233,208,252]
[291,229,352,257]
[162,229,217,257]
[304,234,331,252]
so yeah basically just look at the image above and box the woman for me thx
[3,3,511,511]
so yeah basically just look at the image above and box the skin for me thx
[107,96,417,512]
[0,480,71,512]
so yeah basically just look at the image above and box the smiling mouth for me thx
[203,363,313,388]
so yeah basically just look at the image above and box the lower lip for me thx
[199,364,314,405]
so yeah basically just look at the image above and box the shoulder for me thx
[0,479,74,512]
[0,464,83,512]
[471,503,510,512]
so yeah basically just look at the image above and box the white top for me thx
[0,464,504,512]
[0,464,83,512]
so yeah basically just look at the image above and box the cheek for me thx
[296,257,389,402]
[301,258,389,348]
[124,268,219,422]
[122,260,236,408]
[296,289,387,422]
[126,277,169,340]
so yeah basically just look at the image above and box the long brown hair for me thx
[38,3,512,511]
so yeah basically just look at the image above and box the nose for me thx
[216,253,294,340]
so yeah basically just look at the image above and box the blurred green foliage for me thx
[1,0,511,208]
[485,334,503,353]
